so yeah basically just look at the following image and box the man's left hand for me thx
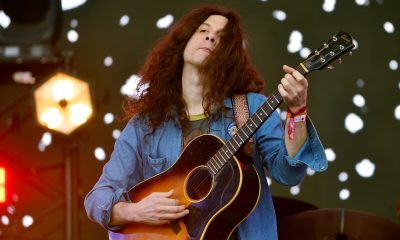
[278,65,308,113]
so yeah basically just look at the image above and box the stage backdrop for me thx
[0,0,399,239]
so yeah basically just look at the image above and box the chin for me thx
[191,59,206,66]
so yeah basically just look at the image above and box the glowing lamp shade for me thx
[34,72,93,135]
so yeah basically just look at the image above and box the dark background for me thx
[0,0,399,239]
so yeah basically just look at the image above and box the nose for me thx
[205,35,216,44]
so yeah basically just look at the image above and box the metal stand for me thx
[65,140,79,240]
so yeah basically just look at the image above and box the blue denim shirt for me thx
[84,92,328,240]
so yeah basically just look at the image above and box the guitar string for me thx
[186,64,310,197]
[185,99,270,197]
[185,88,284,198]
[184,104,264,197]
[185,88,283,198]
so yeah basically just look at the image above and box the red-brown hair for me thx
[124,5,264,129]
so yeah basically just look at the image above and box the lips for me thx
[199,47,212,53]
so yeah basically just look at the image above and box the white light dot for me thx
[287,30,303,53]
[62,0,87,11]
[41,132,52,146]
[272,10,287,21]
[338,172,348,182]
[300,47,311,59]
[355,159,375,178]
[104,56,113,67]
[325,148,336,162]
[287,42,302,53]
[353,94,366,108]
[395,105,400,120]
[112,129,121,139]
[0,10,11,29]
[352,38,360,48]
[94,147,106,161]
[290,186,300,196]
[67,29,79,43]
[70,19,78,28]
[290,30,303,42]
[322,0,336,12]
[121,74,148,98]
[383,21,395,34]
[22,215,34,228]
[344,113,364,133]
[38,142,46,152]
[119,15,130,26]
[356,78,365,88]
[355,0,369,6]
[389,60,398,70]
[339,189,350,200]
[104,113,114,124]
[306,167,315,176]
[1,216,9,226]
[156,14,174,29]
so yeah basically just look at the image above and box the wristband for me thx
[287,106,307,115]
[286,107,307,140]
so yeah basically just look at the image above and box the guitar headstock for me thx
[302,31,355,73]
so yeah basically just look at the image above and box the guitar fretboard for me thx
[206,65,307,175]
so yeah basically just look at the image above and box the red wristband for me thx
[287,106,307,116]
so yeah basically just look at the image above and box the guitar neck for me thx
[206,64,308,175]
[205,30,355,174]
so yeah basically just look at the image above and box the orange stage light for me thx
[33,72,93,135]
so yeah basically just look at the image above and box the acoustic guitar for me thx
[109,31,355,240]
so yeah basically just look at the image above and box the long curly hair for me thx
[124,5,264,129]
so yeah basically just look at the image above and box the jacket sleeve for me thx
[84,117,144,230]
[249,93,328,186]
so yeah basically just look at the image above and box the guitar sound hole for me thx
[186,167,213,201]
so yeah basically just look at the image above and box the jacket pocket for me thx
[143,156,169,179]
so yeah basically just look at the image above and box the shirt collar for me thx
[223,97,233,109]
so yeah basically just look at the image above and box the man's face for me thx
[183,15,228,66]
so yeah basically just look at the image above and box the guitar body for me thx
[109,134,261,240]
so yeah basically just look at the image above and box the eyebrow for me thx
[199,22,223,33]
[199,23,210,28]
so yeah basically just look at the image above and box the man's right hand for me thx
[109,189,189,226]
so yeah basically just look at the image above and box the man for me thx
[85,5,328,239]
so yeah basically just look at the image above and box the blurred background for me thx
[0,0,399,239]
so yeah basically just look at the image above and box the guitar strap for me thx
[232,94,254,156]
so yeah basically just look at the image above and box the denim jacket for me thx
[84,92,328,240]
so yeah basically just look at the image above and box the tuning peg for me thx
[327,65,335,69]
[349,51,353,56]
[338,58,342,64]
